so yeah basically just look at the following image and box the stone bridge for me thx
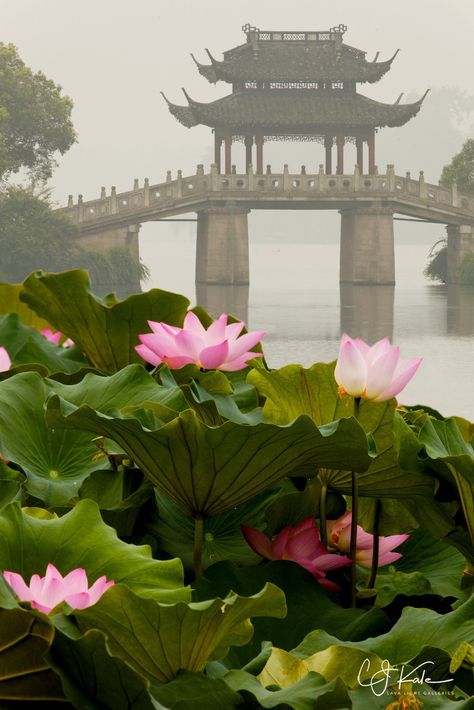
[62,164,474,285]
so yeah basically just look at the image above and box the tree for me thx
[440,138,474,195]
[0,43,76,183]
[0,187,76,280]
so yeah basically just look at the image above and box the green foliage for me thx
[0,271,472,706]
[440,138,474,195]
[20,269,189,371]
[0,500,188,602]
[424,240,447,283]
[0,187,77,281]
[0,42,76,182]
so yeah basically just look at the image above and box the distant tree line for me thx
[0,42,149,295]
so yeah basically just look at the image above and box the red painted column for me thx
[324,136,333,175]
[368,128,376,175]
[244,135,253,171]
[356,137,363,174]
[224,134,232,175]
[336,134,345,175]
[255,132,264,175]
[214,133,222,174]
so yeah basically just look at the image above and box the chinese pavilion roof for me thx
[192,24,399,85]
[163,90,428,134]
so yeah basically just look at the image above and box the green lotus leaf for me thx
[258,645,383,690]
[20,269,189,372]
[0,607,66,703]
[48,628,158,710]
[376,528,467,603]
[0,313,88,374]
[77,582,286,683]
[249,363,434,502]
[223,670,351,710]
[0,281,50,329]
[194,561,390,666]
[417,416,474,549]
[46,398,370,517]
[0,372,105,505]
[150,671,243,709]
[0,500,188,603]
[293,593,474,665]
[149,488,281,571]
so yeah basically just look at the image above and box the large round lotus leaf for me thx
[0,500,188,603]
[47,399,371,517]
[20,269,190,372]
[249,363,434,501]
[0,281,50,329]
[77,582,286,683]
[48,628,156,709]
[0,372,104,505]
[0,607,66,704]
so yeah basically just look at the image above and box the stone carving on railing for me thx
[62,165,474,226]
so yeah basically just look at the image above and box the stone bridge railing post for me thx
[247,163,254,191]
[210,164,219,190]
[144,178,150,207]
[387,164,396,191]
[177,170,183,198]
[451,181,458,207]
[283,164,290,191]
[110,187,117,214]
[418,171,427,199]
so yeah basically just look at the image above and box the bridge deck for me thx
[63,166,474,232]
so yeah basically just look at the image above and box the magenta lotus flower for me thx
[242,517,350,591]
[334,334,422,402]
[136,312,264,371]
[327,512,409,568]
[3,564,115,615]
[0,347,11,372]
[41,328,74,348]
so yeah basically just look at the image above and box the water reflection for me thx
[195,283,249,323]
[447,285,474,336]
[339,285,395,342]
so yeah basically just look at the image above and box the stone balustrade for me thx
[63,164,474,227]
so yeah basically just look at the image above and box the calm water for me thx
[140,222,474,419]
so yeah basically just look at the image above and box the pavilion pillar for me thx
[336,134,345,175]
[195,207,250,285]
[368,128,376,175]
[214,133,222,174]
[356,137,364,174]
[340,207,395,285]
[255,131,264,175]
[244,135,253,171]
[324,136,333,175]
[224,134,232,175]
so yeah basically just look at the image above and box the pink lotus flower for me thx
[136,312,264,371]
[242,517,350,591]
[3,564,115,614]
[41,328,74,348]
[334,334,422,402]
[327,512,409,568]
[0,347,11,372]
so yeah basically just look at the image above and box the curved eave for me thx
[366,51,400,83]
[161,92,198,128]
[188,49,401,84]
[169,90,428,131]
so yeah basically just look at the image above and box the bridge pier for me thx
[446,224,474,283]
[339,207,395,285]
[195,207,249,284]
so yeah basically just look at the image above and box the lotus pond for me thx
[0,269,472,709]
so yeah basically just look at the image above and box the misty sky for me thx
[3,0,474,206]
